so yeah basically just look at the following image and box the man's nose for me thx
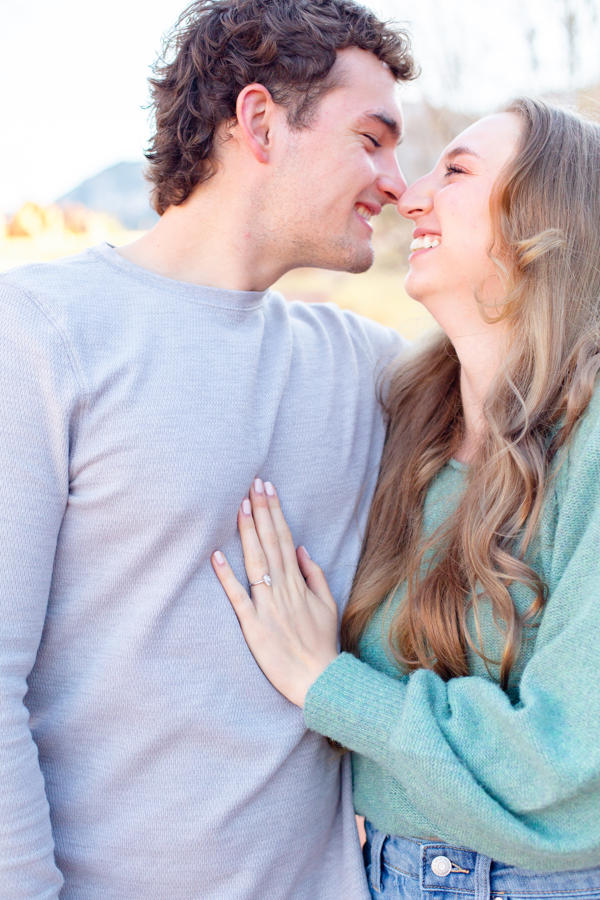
[377,156,408,205]
[397,174,433,219]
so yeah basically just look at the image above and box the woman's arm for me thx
[304,417,600,871]
[213,423,600,871]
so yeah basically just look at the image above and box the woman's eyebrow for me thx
[445,146,482,162]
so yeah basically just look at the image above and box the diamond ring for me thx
[249,574,272,587]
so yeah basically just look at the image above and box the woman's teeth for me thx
[410,235,441,251]
[355,204,373,222]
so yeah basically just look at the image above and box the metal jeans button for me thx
[431,855,453,877]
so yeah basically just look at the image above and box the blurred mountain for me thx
[57,161,158,231]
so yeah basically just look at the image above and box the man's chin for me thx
[344,253,374,275]
[314,244,374,275]
[284,236,375,277]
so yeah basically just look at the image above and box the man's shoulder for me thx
[1,243,106,282]
[0,245,109,310]
[275,294,410,361]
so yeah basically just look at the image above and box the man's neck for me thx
[115,183,285,292]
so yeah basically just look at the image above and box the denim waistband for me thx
[365,821,600,898]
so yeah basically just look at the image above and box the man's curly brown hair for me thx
[145,0,416,214]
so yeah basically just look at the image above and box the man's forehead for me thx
[334,48,402,103]
[317,49,404,140]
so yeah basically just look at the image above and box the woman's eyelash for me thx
[364,134,381,148]
[445,163,466,176]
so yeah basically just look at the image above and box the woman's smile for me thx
[409,233,441,255]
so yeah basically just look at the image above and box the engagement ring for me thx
[249,574,272,587]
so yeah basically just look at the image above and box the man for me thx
[0,1,415,897]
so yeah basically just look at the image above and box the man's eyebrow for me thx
[364,111,402,143]
[445,146,482,162]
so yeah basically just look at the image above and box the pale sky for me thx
[1,0,599,213]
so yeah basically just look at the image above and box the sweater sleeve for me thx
[304,405,600,872]
[0,283,82,898]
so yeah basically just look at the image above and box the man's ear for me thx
[235,84,278,164]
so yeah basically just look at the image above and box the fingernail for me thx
[300,545,311,559]
[253,478,264,494]
[214,550,225,565]
[264,481,275,496]
[242,498,251,515]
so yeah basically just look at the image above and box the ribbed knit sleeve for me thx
[0,284,81,898]
[304,394,600,873]
[304,653,408,758]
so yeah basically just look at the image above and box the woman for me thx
[212,98,600,897]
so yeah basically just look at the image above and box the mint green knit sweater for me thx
[304,386,600,873]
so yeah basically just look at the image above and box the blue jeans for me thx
[364,821,600,899]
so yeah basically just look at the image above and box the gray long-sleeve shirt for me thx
[0,243,405,900]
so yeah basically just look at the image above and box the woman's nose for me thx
[397,175,434,220]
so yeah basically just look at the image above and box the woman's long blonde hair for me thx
[341,99,600,689]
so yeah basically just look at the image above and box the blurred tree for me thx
[372,0,600,113]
